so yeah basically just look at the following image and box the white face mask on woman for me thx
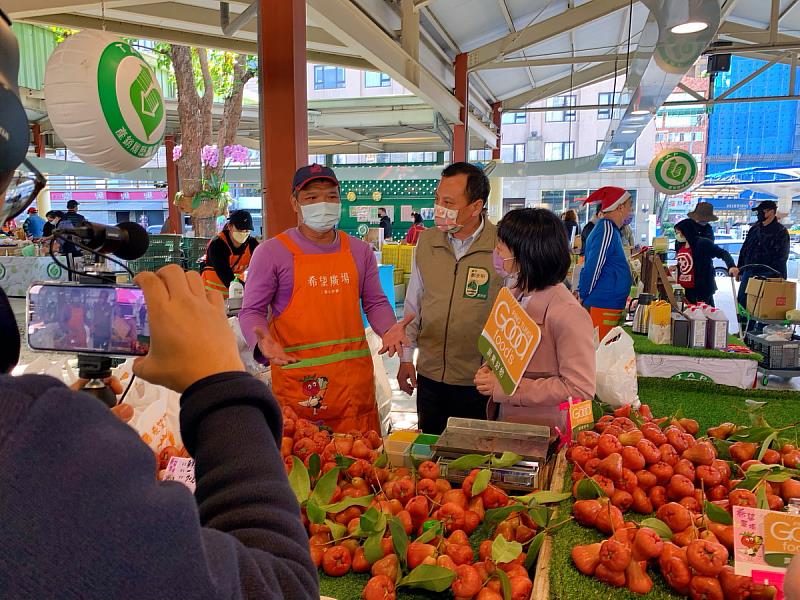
[675,232,686,243]
[230,231,250,245]
[301,202,340,232]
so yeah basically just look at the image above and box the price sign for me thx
[477,287,541,395]
[162,456,196,492]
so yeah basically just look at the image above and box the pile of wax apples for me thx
[280,407,570,599]
[567,403,799,598]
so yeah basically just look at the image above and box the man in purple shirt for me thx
[239,165,410,433]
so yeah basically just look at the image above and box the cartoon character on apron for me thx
[269,232,380,433]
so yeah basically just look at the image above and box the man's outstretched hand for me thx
[379,312,415,358]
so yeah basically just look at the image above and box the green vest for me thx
[415,221,502,386]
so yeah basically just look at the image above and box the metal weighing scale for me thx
[432,417,558,492]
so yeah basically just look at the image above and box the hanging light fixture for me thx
[667,0,709,35]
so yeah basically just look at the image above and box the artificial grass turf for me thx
[624,327,761,361]
[548,377,800,599]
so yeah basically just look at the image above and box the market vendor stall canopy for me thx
[6,0,737,164]
[698,165,800,216]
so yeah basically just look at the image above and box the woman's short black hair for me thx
[497,208,571,292]
[413,212,423,224]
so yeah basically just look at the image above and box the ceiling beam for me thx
[307,0,496,147]
[477,53,626,70]
[467,0,630,70]
[4,0,166,20]
[780,0,800,20]
[717,20,799,46]
[501,62,623,109]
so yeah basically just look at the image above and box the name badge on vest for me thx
[464,266,490,300]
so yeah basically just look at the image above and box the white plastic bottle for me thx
[705,308,729,350]
[229,275,244,299]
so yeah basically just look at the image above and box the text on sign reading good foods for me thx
[492,298,534,365]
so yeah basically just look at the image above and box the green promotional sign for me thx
[98,42,165,159]
[671,371,713,383]
[648,149,698,195]
[46,263,62,279]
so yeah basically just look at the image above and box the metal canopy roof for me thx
[9,0,800,163]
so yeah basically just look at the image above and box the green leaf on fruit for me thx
[491,533,523,564]
[472,469,492,496]
[320,494,374,513]
[288,457,310,503]
[525,531,546,570]
[446,453,491,471]
[709,438,732,460]
[414,521,442,544]
[733,477,761,491]
[492,451,524,468]
[335,454,356,469]
[306,498,326,524]
[756,484,769,510]
[324,519,347,541]
[639,518,673,540]
[397,564,456,592]
[374,453,388,468]
[495,568,512,600]
[764,470,799,482]
[389,515,409,569]
[576,477,605,499]
[479,505,520,534]
[308,453,321,479]
[704,501,733,525]
[757,432,778,461]
[529,490,572,505]
[359,507,381,533]
[364,532,384,564]
[528,505,549,529]
[730,427,775,444]
[310,466,341,505]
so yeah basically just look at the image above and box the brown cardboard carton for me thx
[745,278,796,320]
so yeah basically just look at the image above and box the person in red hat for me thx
[578,186,634,339]
[21,205,45,238]
[238,164,412,434]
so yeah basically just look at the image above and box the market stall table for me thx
[626,327,761,389]
[0,255,68,297]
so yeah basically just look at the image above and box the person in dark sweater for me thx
[0,14,318,597]
[674,218,739,306]
[0,267,319,599]
[42,210,63,238]
[580,204,602,256]
[736,200,791,311]
[378,207,392,240]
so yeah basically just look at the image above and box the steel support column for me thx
[164,135,182,235]
[258,0,308,237]
[452,53,468,163]
[491,102,501,160]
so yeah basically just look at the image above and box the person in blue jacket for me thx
[578,186,634,339]
[22,206,45,238]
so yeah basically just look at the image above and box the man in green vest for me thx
[397,162,503,434]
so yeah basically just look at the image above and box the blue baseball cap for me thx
[292,164,339,192]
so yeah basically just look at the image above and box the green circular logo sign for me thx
[47,263,62,279]
[671,371,713,383]
[98,42,165,160]
[357,224,369,236]
[649,148,698,195]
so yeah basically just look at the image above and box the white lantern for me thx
[44,30,166,173]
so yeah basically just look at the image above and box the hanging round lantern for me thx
[44,30,166,173]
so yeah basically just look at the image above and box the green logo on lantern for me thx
[47,263,62,279]
[97,42,165,160]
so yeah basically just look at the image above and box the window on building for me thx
[545,95,576,122]
[469,149,493,161]
[501,143,526,163]
[597,92,621,120]
[541,190,565,212]
[622,144,636,166]
[501,112,527,124]
[693,132,704,141]
[655,133,665,142]
[314,65,346,90]
[545,142,574,161]
[308,154,326,164]
[364,71,391,87]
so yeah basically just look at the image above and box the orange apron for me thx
[202,233,252,298]
[589,306,625,341]
[269,232,379,433]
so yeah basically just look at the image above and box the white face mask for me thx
[675,232,686,243]
[301,202,340,232]
[230,231,250,244]
[434,202,481,234]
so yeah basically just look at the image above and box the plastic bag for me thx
[595,326,640,408]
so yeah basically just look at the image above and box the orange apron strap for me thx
[277,232,303,255]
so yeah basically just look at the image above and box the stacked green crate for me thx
[182,237,212,272]
[127,234,184,274]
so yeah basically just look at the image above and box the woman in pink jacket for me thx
[474,208,596,430]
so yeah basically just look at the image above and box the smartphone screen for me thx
[27,283,150,356]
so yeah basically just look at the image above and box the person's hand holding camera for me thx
[133,265,244,392]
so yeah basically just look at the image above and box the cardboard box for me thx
[746,278,796,320]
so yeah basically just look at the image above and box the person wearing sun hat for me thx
[686,201,718,243]
[578,186,634,339]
